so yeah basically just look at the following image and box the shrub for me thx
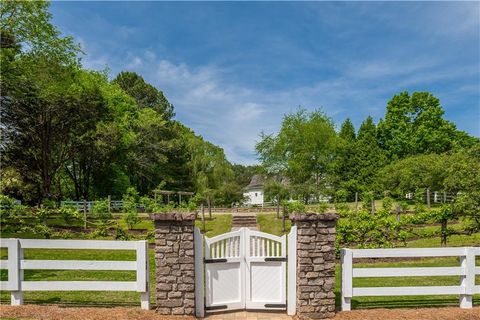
[57,206,80,225]
[122,187,138,214]
[89,221,112,238]
[139,196,156,213]
[282,200,306,214]
[115,226,130,240]
[91,199,112,221]
[335,189,348,203]
[318,202,328,213]
[123,211,141,230]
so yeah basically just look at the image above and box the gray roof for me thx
[246,174,264,188]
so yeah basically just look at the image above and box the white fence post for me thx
[460,247,474,309]
[287,226,297,316]
[10,239,23,305]
[341,248,353,311]
[136,240,150,310]
[194,227,205,317]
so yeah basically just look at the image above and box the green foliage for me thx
[334,189,348,203]
[256,108,337,200]
[377,91,477,160]
[91,200,112,221]
[263,179,290,204]
[139,196,159,213]
[57,206,80,225]
[123,211,141,230]
[122,187,138,213]
[114,226,130,240]
[337,206,407,248]
[407,205,455,246]
[318,202,329,213]
[213,182,245,207]
[455,191,480,233]
[88,221,112,238]
[282,201,306,214]
[114,71,174,120]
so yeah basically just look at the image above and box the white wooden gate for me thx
[204,227,294,313]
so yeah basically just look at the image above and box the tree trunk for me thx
[276,196,280,219]
[282,205,286,232]
[355,192,358,213]
[441,219,447,246]
[427,188,431,209]
[208,196,212,220]
[201,203,205,232]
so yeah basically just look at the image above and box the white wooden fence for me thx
[61,200,124,212]
[0,238,150,309]
[341,247,480,311]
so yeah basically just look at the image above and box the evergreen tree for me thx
[334,118,358,200]
[354,116,386,193]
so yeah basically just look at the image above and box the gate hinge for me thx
[206,305,228,311]
[264,303,287,308]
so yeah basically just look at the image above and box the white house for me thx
[243,174,264,206]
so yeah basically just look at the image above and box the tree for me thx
[0,1,79,63]
[256,108,337,201]
[0,1,82,204]
[339,118,356,142]
[114,71,174,120]
[353,116,386,194]
[232,164,260,187]
[333,118,358,200]
[377,91,476,160]
[263,179,290,218]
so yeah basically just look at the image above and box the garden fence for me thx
[341,247,480,311]
[0,238,150,309]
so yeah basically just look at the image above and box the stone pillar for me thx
[290,212,338,319]
[152,212,196,316]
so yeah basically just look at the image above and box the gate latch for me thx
[264,257,287,262]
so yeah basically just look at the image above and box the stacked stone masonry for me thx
[291,212,339,319]
[152,213,196,316]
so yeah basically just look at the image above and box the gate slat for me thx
[204,228,287,313]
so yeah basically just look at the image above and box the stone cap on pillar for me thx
[150,212,196,222]
[290,212,339,222]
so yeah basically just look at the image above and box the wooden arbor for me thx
[153,190,194,205]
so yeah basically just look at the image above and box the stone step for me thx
[231,215,257,228]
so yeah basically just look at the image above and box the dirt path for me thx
[1,305,479,320]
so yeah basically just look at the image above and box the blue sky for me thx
[50,1,480,164]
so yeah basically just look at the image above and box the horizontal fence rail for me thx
[341,247,479,311]
[0,238,149,309]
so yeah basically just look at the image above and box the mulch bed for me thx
[333,307,480,320]
[0,305,194,320]
[1,305,479,320]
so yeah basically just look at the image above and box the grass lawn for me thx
[257,214,291,236]
[194,214,232,238]
[335,256,480,309]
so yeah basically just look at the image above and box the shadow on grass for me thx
[0,298,154,308]
[335,292,479,310]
